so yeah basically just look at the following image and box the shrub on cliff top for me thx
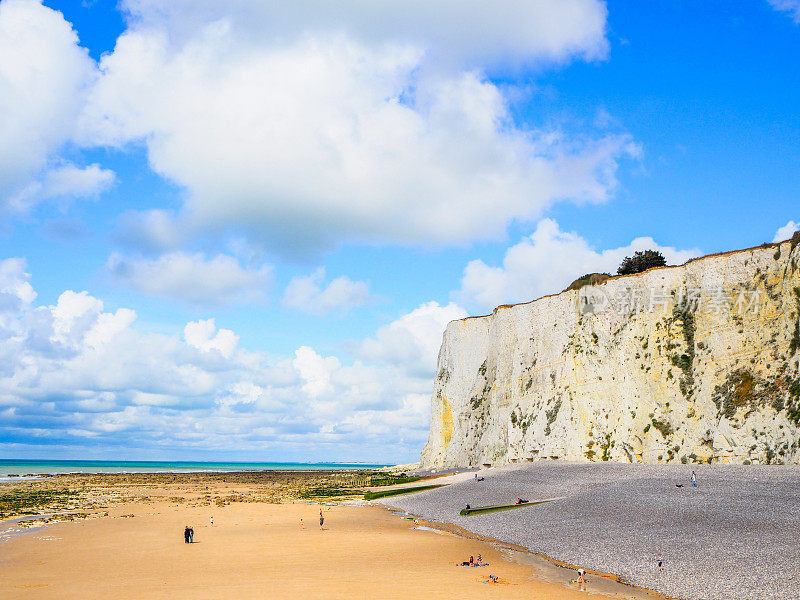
[617,250,667,275]
[565,273,611,291]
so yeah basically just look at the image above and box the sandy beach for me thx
[0,472,647,600]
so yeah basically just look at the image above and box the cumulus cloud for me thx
[0,258,36,313]
[282,268,371,314]
[184,319,238,358]
[455,219,701,313]
[106,251,272,306]
[120,0,609,67]
[72,0,633,255]
[8,163,115,213]
[0,259,453,461]
[0,0,106,213]
[768,0,800,23]
[357,301,468,377]
[773,220,799,242]
[292,346,341,398]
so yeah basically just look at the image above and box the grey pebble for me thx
[383,463,800,600]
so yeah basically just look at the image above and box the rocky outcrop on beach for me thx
[421,234,800,467]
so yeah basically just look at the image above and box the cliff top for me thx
[454,231,800,324]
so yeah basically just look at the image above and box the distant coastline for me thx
[0,459,390,478]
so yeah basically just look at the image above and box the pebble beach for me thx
[385,463,800,600]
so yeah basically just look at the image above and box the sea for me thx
[0,459,390,481]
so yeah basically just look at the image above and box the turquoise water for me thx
[0,459,389,477]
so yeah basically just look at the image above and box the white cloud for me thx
[106,251,272,306]
[216,381,264,407]
[358,301,468,377]
[51,290,105,347]
[84,308,137,349]
[74,1,633,255]
[292,346,340,398]
[8,163,116,212]
[184,319,239,358]
[768,0,800,23]
[116,209,185,253]
[773,220,799,242]
[120,0,609,67]
[39,163,113,198]
[0,259,451,460]
[0,258,37,312]
[455,219,701,313]
[0,0,101,212]
[282,268,371,314]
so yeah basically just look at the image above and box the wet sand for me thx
[0,482,638,600]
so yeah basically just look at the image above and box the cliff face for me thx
[421,236,800,467]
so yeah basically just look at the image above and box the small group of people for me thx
[302,509,325,530]
[572,553,664,589]
[458,554,486,567]
[456,552,497,583]
[182,515,215,543]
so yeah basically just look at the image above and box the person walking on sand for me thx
[210,515,214,527]
[319,508,325,530]
[300,518,304,530]
[188,526,194,543]
[691,471,697,487]
[184,525,190,544]
[658,553,663,572]
[577,568,585,584]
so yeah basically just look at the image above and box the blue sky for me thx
[0,0,798,462]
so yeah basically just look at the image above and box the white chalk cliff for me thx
[421,236,800,467]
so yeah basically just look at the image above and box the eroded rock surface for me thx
[422,236,800,467]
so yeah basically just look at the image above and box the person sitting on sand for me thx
[476,554,483,565]
[483,575,498,583]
